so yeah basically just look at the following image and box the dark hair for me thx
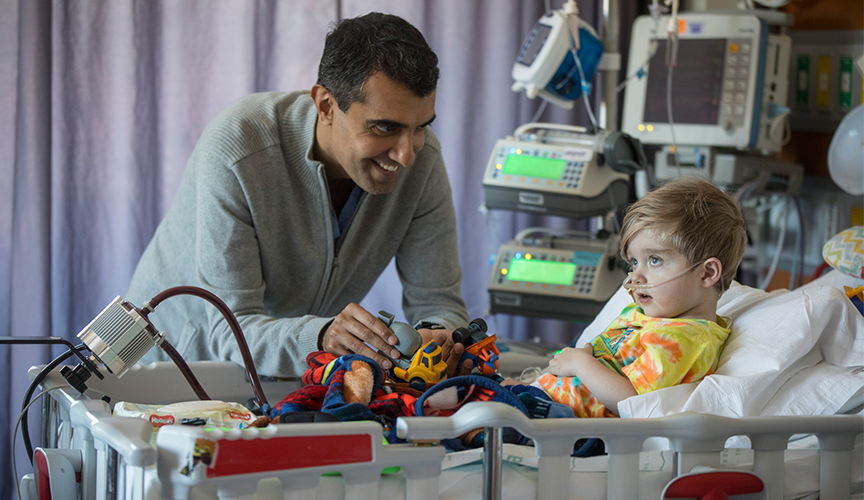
[317,12,439,111]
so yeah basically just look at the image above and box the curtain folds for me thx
[1,1,627,495]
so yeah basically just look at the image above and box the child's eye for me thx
[649,256,662,266]
[629,258,638,268]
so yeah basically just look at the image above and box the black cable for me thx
[19,343,85,463]
[8,285,268,464]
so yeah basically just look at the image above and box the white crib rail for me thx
[29,363,448,500]
[155,423,444,500]
[396,402,864,500]
[27,362,864,500]
[30,384,446,500]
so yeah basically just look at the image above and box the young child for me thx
[532,176,747,418]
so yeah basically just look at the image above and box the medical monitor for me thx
[622,13,791,152]
[488,239,625,322]
[482,136,630,219]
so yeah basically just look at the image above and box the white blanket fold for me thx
[573,275,864,419]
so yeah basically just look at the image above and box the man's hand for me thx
[417,328,471,378]
[547,344,594,377]
[321,303,402,370]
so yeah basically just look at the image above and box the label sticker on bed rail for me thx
[181,438,217,476]
[205,434,373,477]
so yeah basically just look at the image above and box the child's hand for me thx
[547,344,594,377]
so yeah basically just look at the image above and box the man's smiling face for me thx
[315,71,436,194]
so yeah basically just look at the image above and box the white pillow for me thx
[801,268,864,291]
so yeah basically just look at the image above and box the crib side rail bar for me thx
[396,402,864,500]
[27,384,156,500]
[155,421,446,500]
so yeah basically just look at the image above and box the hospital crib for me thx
[22,360,863,500]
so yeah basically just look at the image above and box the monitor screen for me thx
[643,38,726,125]
[507,258,576,286]
[502,154,566,180]
[517,23,553,67]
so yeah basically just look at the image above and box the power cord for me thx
[1,339,90,462]
[9,285,271,466]
[14,387,64,500]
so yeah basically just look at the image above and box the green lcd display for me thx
[502,154,566,180]
[507,259,576,286]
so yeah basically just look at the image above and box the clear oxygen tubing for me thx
[788,195,803,290]
[622,260,704,293]
[560,0,599,129]
[573,49,599,129]
[514,121,590,137]
[664,0,681,175]
[512,122,602,153]
[614,0,662,96]
[758,195,790,290]
[793,195,805,288]
[514,226,597,242]
[530,99,549,123]
[513,227,619,259]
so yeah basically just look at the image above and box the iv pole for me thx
[601,0,622,132]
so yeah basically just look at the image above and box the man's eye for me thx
[374,124,395,133]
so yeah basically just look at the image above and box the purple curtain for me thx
[0,1,634,495]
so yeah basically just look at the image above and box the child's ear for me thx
[701,258,723,288]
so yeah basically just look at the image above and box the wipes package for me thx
[114,400,256,442]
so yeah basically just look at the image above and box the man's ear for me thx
[311,84,335,125]
[701,258,723,288]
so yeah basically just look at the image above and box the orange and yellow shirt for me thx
[536,303,730,418]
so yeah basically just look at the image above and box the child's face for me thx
[625,228,718,321]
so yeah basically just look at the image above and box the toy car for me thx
[452,318,499,375]
[392,340,447,391]
[377,311,448,391]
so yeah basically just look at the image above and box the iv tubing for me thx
[573,51,599,129]
[144,286,269,408]
[158,338,210,401]
[758,195,789,290]
[514,227,596,242]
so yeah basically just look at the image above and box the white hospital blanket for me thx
[573,273,864,419]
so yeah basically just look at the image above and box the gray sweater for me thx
[126,91,468,378]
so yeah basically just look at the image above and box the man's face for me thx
[319,72,436,194]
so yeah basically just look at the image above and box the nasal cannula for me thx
[622,261,704,292]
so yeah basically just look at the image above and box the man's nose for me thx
[390,131,418,167]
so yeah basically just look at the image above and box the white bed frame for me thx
[21,361,863,500]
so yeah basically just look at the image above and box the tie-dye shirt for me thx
[535,303,730,418]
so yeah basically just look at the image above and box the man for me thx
[127,12,469,378]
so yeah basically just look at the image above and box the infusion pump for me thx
[489,234,625,322]
[482,124,644,219]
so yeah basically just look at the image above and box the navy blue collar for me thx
[331,184,363,244]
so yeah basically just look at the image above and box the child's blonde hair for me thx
[620,177,746,292]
